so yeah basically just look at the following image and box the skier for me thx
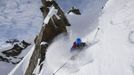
[71,38,86,51]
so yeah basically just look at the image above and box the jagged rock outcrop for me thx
[0,55,22,65]
[6,39,19,45]
[0,55,9,63]
[0,40,30,65]
[2,44,24,57]
[25,0,70,75]
[2,40,31,57]
[68,6,81,15]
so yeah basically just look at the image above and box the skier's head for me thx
[76,38,81,45]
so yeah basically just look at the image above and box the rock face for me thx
[68,7,81,15]
[2,40,31,57]
[0,40,31,65]
[5,39,19,45]
[25,0,70,75]
[2,44,23,57]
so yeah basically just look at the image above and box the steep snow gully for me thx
[42,0,134,75]
[8,0,134,75]
[40,0,107,75]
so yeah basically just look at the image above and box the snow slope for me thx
[67,0,107,38]
[40,0,134,75]
[39,0,107,75]
[6,0,134,75]
[1,0,97,74]
[67,0,134,75]
[8,45,35,75]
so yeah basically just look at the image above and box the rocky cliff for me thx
[25,0,70,75]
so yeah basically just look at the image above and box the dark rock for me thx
[2,44,23,56]
[39,43,48,64]
[2,40,31,57]
[5,39,19,45]
[11,61,20,65]
[25,0,70,75]
[21,40,31,48]
[0,55,23,65]
[0,55,9,63]
[68,7,81,15]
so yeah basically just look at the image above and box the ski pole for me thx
[53,56,72,75]
[53,62,67,75]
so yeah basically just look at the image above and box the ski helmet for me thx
[76,38,81,45]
